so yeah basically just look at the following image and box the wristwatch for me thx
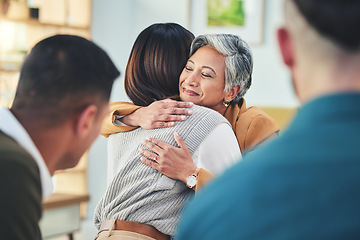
[186,168,200,189]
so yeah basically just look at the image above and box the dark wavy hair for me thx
[292,0,360,51]
[124,23,194,106]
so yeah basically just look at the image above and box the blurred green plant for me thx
[208,0,245,27]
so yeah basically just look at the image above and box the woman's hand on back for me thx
[139,132,197,183]
[122,99,193,129]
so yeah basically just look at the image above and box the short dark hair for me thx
[292,0,360,51]
[12,34,120,126]
[124,23,194,106]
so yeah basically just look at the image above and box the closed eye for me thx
[185,66,193,71]
[201,72,212,78]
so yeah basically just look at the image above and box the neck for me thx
[10,109,70,175]
[298,51,360,103]
[209,100,228,115]
[216,105,227,115]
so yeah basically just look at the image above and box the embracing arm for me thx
[101,102,141,138]
[101,100,194,137]
[140,133,215,191]
[140,124,241,192]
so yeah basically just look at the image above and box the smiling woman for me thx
[179,46,230,114]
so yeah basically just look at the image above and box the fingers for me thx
[144,137,172,150]
[160,100,194,115]
[146,114,187,129]
[173,101,194,108]
[143,100,193,129]
[141,157,159,170]
[153,121,175,128]
[168,108,193,116]
[157,114,187,122]
[162,98,177,103]
[139,148,159,162]
[153,107,192,127]
[140,138,167,162]
[163,99,194,108]
[174,132,189,151]
[141,138,163,152]
[145,100,194,130]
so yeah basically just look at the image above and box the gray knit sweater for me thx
[94,105,229,236]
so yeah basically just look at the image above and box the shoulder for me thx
[235,105,280,151]
[173,105,231,154]
[0,131,40,176]
[244,107,280,132]
[0,133,42,239]
[192,104,222,116]
[0,131,41,193]
[0,131,42,183]
[241,106,278,124]
[184,105,231,135]
[191,105,229,124]
[228,100,279,131]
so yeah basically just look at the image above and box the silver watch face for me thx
[187,175,197,187]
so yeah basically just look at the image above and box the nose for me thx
[184,71,199,87]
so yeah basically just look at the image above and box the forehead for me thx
[189,46,225,67]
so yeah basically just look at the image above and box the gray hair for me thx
[189,34,253,104]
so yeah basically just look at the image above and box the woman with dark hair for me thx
[94,24,240,240]
[124,23,191,106]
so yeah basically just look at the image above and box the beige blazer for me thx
[224,98,280,153]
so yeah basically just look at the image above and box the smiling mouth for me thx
[183,88,200,96]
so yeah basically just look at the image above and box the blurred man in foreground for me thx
[0,35,119,240]
[177,0,360,239]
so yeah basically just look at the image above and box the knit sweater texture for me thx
[94,105,229,236]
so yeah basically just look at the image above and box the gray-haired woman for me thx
[102,33,279,190]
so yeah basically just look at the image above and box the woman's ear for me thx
[74,104,98,139]
[225,85,241,102]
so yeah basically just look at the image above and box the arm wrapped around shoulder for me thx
[101,101,141,137]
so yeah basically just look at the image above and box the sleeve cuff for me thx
[195,168,215,193]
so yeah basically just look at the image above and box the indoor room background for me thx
[0,0,297,238]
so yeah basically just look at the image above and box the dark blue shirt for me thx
[176,93,360,240]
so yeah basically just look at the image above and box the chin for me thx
[58,154,81,171]
[179,94,189,102]
[180,94,198,104]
